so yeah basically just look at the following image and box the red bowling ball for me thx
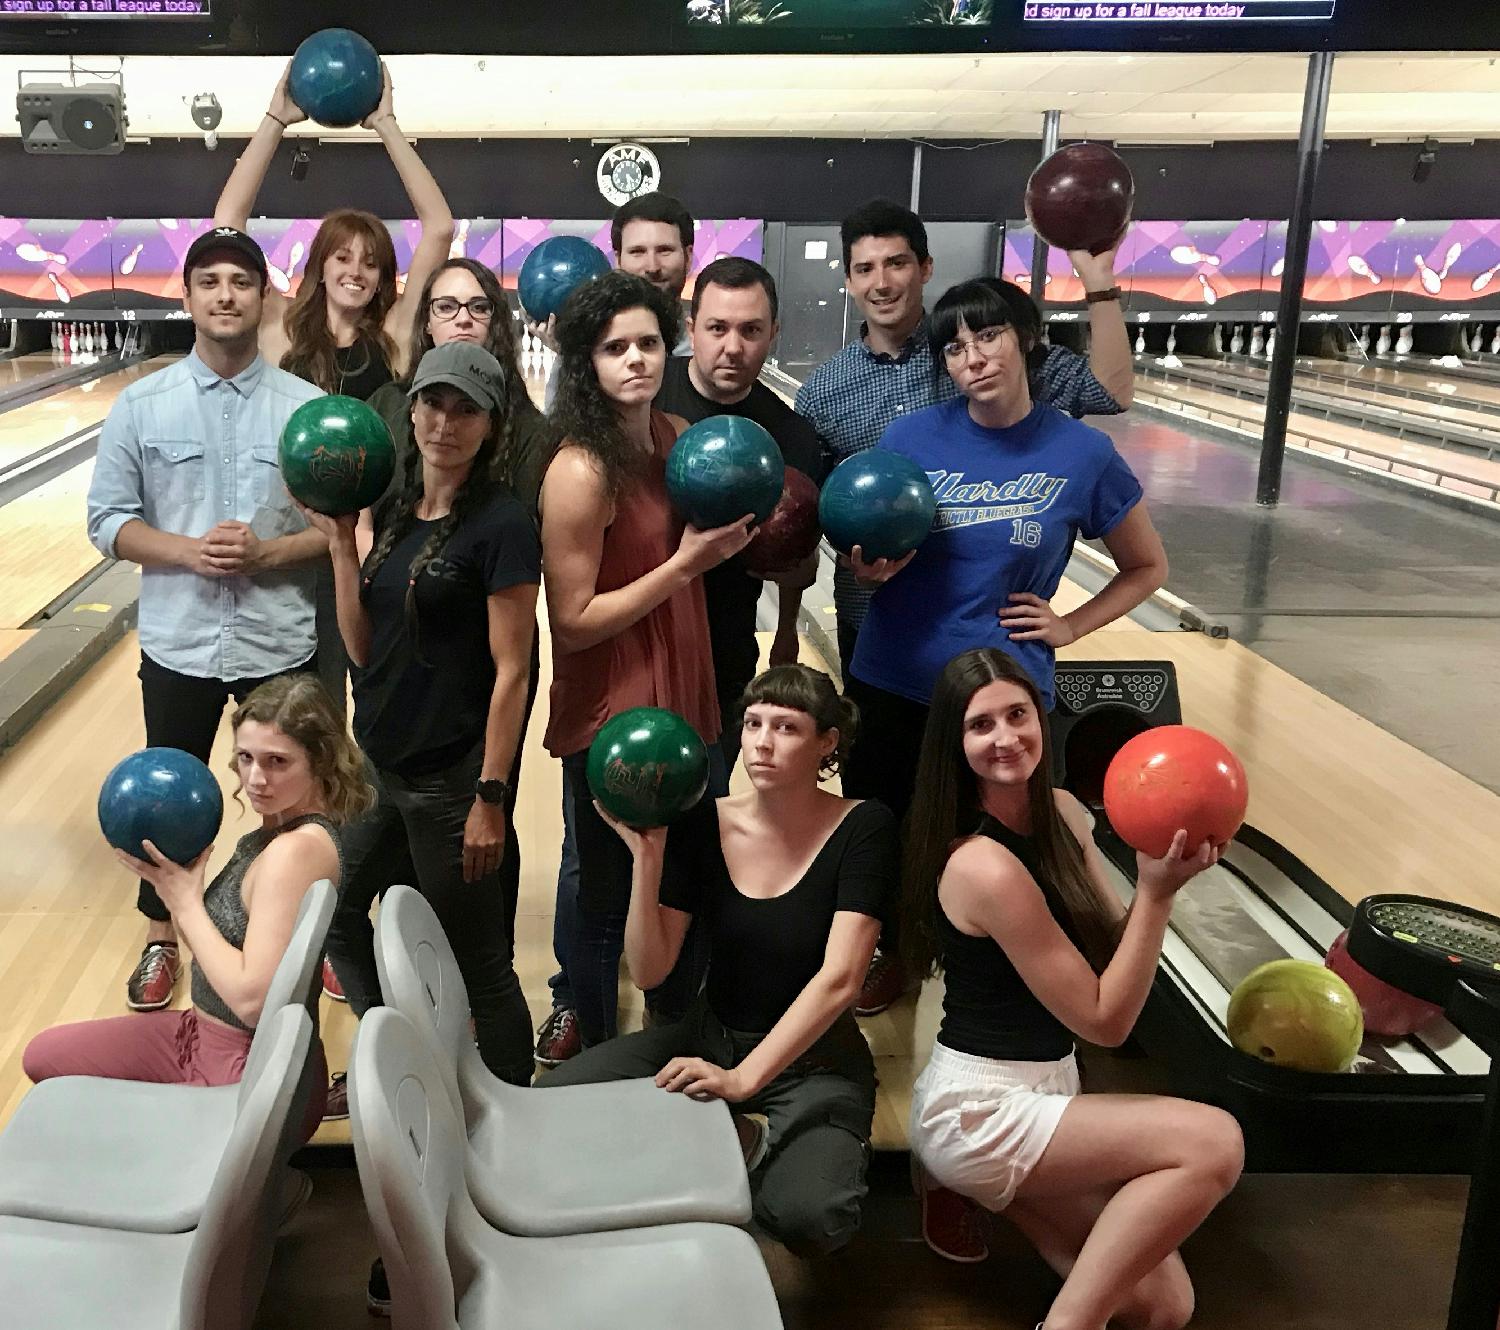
[1102,725,1248,859]
[744,468,821,577]
[1325,928,1442,1038]
[1024,141,1135,256]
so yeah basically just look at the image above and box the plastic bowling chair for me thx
[0,1005,313,1330]
[373,884,751,1236]
[0,879,335,1232]
[350,1007,784,1330]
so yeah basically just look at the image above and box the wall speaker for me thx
[18,84,126,155]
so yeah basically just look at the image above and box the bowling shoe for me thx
[322,956,347,1002]
[124,940,180,1011]
[534,1005,581,1067]
[322,1071,349,1122]
[855,950,913,1018]
[915,1167,990,1265]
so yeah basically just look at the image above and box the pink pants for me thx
[23,1008,328,1142]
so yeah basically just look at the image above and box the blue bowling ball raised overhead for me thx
[818,448,937,561]
[288,29,383,129]
[516,236,611,324]
[98,747,224,865]
[666,415,785,531]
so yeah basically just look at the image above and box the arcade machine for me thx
[1052,661,1489,1174]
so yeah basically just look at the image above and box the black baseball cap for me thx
[183,226,269,284]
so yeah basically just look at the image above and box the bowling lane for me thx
[0,352,71,390]
[1098,409,1500,793]
[1309,357,1500,410]
[0,455,114,627]
[0,357,173,474]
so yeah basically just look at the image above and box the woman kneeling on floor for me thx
[904,647,1243,1330]
[25,674,366,1134]
[540,664,895,1256]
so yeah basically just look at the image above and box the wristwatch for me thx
[1085,286,1123,304]
[475,778,510,806]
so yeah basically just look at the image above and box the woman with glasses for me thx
[366,259,557,520]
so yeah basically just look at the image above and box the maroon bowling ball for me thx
[744,468,821,577]
[1024,142,1135,256]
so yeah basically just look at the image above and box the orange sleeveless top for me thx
[544,410,720,758]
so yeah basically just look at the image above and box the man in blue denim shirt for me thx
[86,226,327,1011]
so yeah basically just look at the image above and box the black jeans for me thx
[561,751,711,1049]
[136,651,313,922]
[841,672,930,959]
[540,999,876,1256]
[325,745,534,1086]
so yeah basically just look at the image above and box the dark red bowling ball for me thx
[744,468,821,577]
[1025,142,1135,256]
[1325,929,1441,1038]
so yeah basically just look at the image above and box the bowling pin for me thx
[1415,255,1442,296]
[1396,324,1414,355]
[60,322,71,356]
[1213,324,1224,355]
[1249,325,1264,357]
[46,272,71,305]
[1376,325,1391,355]
[49,321,58,350]
[448,218,470,260]
[1166,327,1177,356]
[1472,263,1500,294]
[1347,256,1381,286]
[15,242,68,264]
[1134,328,1145,354]
[1440,241,1462,278]
[1197,273,1218,306]
[1271,257,1286,278]
[1492,325,1500,355]
[120,242,144,277]
[1266,327,1277,359]
[1359,325,1372,354]
[1230,325,1244,355]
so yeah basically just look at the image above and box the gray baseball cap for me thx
[408,342,504,412]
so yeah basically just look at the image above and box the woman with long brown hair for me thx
[212,60,454,393]
[903,648,1242,1330]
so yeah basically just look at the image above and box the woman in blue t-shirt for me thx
[843,274,1168,838]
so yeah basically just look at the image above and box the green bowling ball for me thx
[1226,959,1364,1073]
[279,394,396,517]
[586,707,709,829]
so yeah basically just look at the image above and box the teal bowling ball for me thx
[516,236,611,324]
[279,394,396,517]
[817,448,937,560]
[665,415,785,531]
[586,708,709,829]
[288,29,383,129]
[98,747,224,865]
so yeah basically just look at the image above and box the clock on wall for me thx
[597,142,662,207]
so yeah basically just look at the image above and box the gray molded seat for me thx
[374,883,752,1236]
[350,1007,784,1330]
[0,1005,313,1330]
[0,879,334,1233]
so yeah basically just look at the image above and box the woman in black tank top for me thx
[900,648,1242,1330]
[23,676,371,1134]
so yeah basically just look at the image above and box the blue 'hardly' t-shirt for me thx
[849,397,1143,710]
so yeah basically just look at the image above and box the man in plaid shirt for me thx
[795,198,1136,1017]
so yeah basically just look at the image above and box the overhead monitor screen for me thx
[1022,1,1335,21]
[0,0,208,15]
[686,0,993,27]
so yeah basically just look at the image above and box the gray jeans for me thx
[538,999,876,1255]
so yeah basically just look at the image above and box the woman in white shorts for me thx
[902,647,1244,1330]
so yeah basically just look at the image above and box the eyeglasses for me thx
[429,296,496,322]
[942,325,1010,363]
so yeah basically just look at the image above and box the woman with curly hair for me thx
[24,674,366,1135]
[212,60,453,393]
[308,342,538,1088]
[541,269,753,1049]
[541,665,896,1256]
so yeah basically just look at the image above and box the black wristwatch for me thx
[475,778,510,806]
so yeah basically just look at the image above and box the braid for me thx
[360,440,424,589]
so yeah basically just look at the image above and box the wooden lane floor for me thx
[0,456,112,628]
[0,356,171,473]
[0,352,69,390]
[1306,355,1500,410]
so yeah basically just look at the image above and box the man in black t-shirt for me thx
[654,257,826,767]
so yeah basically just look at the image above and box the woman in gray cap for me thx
[304,342,537,1089]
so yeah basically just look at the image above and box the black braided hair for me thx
[360,400,502,664]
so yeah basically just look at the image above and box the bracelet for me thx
[1084,286,1122,304]
[266,112,288,129]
